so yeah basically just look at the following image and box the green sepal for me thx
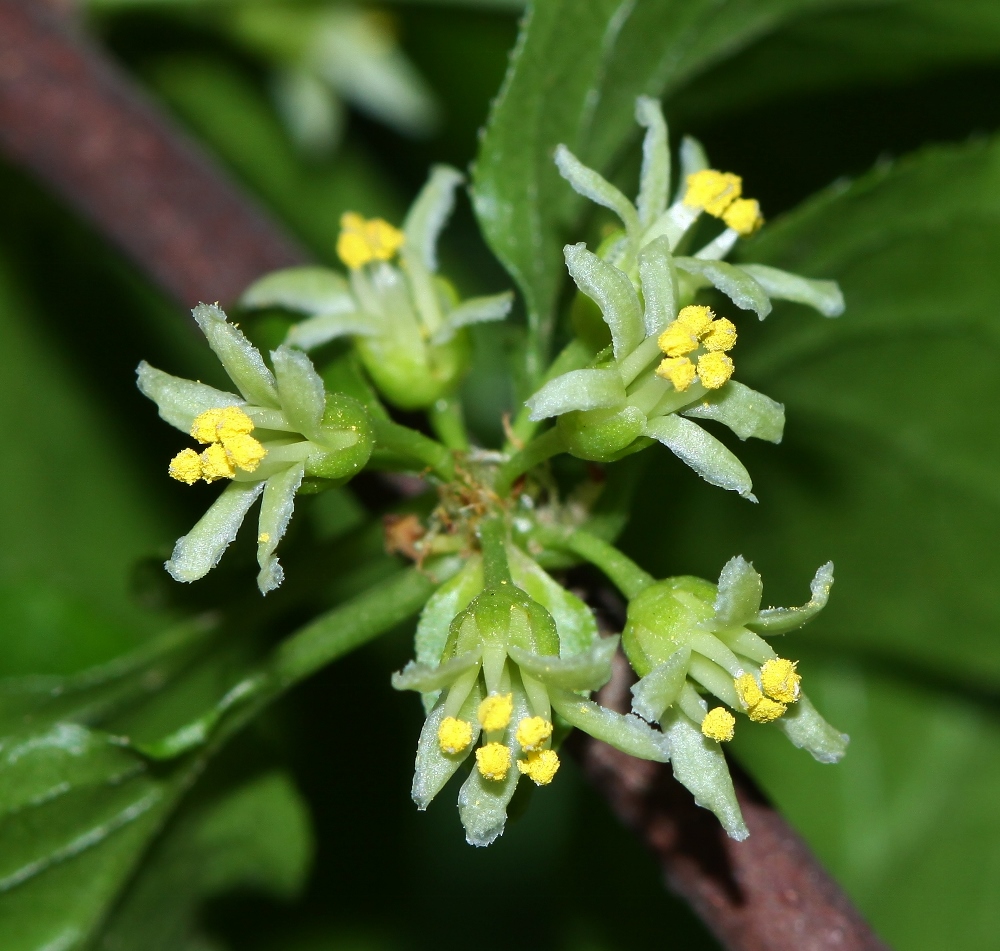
[736,264,844,317]
[303,393,373,480]
[775,693,849,764]
[559,404,647,461]
[166,481,265,584]
[673,258,771,319]
[508,636,617,692]
[136,362,241,434]
[713,555,763,629]
[630,647,691,722]
[412,683,483,811]
[661,709,748,841]
[457,677,530,846]
[681,381,784,443]
[749,562,834,634]
[644,414,755,499]
[549,689,669,762]
[193,303,281,408]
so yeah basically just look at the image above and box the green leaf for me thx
[97,771,312,951]
[472,0,867,375]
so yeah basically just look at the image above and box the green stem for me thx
[537,527,654,599]
[428,393,470,451]
[495,426,566,496]
[479,515,512,588]
[371,417,454,481]
[272,568,437,689]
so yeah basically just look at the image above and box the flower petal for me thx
[637,236,678,335]
[645,414,755,499]
[525,367,626,421]
[256,463,304,594]
[737,264,844,317]
[412,684,482,810]
[194,303,280,408]
[549,689,669,762]
[775,693,849,764]
[403,164,463,272]
[508,636,617,692]
[635,96,670,229]
[166,481,264,583]
[391,651,482,694]
[714,555,764,628]
[555,145,640,239]
[630,647,691,723]
[286,313,378,351]
[136,362,241,433]
[750,562,834,634]
[240,265,356,317]
[674,257,771,319]
[271,346,326,438]
[681,381,784,443]
[432,291,513,344]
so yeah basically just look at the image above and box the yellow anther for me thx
[168,448,203,485]
[761,658,801,704]
[221,433,267,472]
[258,533,271,543]
[518,749,560,786]
[478,693,514,732]
[700,318,737,353]
[476,742,511,781]
[683,170,742,217]
[438,716,474,755]
[336,211,404,270]
[675,305,715,336]
[656,356,697,392]
[701,707,736,743]
[191,406,254,445]
[199,443,235,482]
[657,323,698,357]
[515,716,553,752]
[722,198,764,236]
[696,352,734,390]
[735,673,763,709]
[747,697,787,723]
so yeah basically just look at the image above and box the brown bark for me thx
[0,0,307,309]
[0,4,892,948]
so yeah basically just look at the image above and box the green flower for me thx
[524,97,843,496]
[138,303,372,593]
[623,556,847,839]
[392,521,668,846]
[241,166,513,411]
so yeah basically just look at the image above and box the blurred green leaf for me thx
[97,771,312,951]
[734,652,1000,951]
[625,135,1000,684]
[472,0,877,376]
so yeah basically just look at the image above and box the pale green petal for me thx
[630,647,690,722]
[738,264,844,317]
[662,709,748,840]
[550,689,669,762]
[687,654,741,708]
[271,67,344,157]
[681,381,784,443]
[637,236,678,335]
[271,346,326,438]
[634,96,669,229]
[433,291,513,344]
[166,481,264,584]
[714,555,763,628]
[457,680,530,846]
[240,265,355,317]
[415,554,484,668]
[525,368,626,421]
[391,651,482,693]
[674,258,771,318]
[507,544,598,655]
[645,415,755,499]
[775,693,849,764]
[751,562,834,634]
[555,145,640,238]
[403,164,463,272]
[256,463,304,594]
[194,303,280,408]
[508,636,617,692]
[412,684,482,810]
[136,362,240,433]
[677,135,709,196]
[286,313,377,351]
[564,243,644,359]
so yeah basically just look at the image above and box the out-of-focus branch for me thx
[0,0,307,308]
[0,6,891,949]
[572,652,890,951]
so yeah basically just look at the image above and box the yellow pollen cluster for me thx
[476,742,511,781]
[478,693,514,732]
[438,716,473,754]
[515,716,553,752]
[684,170,742,216]
[722,198,764,236]
[336,211,405,270]
[734,673,786,723]
[760,658,802,704]
[168,407,267,485]
[518,749,560,786]
[655,305,737,392]
[701,707,736,743]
